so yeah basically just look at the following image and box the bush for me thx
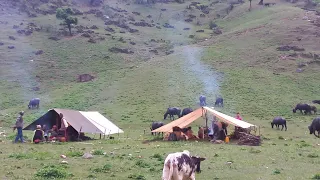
[91,164,112,173]
[128,174,146,180]
[9,153,31,160]
[209,20,217,29]
[135,160,150,168]
[66,150,83,157]
[312,174,320,179]
[307,153,319,158]
[92,149,104,155]
[151,153,163,161]
[35,165,70,179]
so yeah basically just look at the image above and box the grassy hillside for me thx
[0,0,320,179]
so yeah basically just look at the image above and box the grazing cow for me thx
[311,106,317,114]
[162,150,206,180]
[293,103,312,115]
[28,98,40,109]
[199,95,206,106]
[308,117,320,138]
[214,97,224,107]
[181,108,193,117]
[312,100,320,105]
[271,117,287,131]
[164,107,181,120]
[150,122,164,136]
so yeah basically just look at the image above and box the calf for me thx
[162,150,205,180]
[214,97,224,107]
[28,98,40,109]
[150,122,164,136]
[271,117,287,131]
[293,103,312,115]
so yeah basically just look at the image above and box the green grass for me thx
[1,0,320,179]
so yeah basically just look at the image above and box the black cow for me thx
[311,106,317,114]
[150,122,164,136]
[293,103,312,115]
[308,117,320,138]
[164,107,181,120]
[312,100,320,105]
[271,117,287,131]
[199,95,206,106]
[28,98,40,109]
[215,97,224,107]
[181,108,193,117]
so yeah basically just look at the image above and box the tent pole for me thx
[104,128,107,139]
[100,134,101,139]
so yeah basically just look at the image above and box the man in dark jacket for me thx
[14,111,25,143]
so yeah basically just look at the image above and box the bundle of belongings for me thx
[163,126,199,141]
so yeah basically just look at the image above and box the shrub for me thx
[151,153,163,161]
[209,20,217,29]
[307,153,319,158]
[91,163,112,173]
[273,169,281,175]
[66,150,83,157]
[128,174,146,180]
[92,149,104,155]
[312,174,320,179]
[135,160,150,168]
[35,165,70,179]
[9,153,31,160]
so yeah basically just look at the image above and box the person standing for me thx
[14,111,25,143]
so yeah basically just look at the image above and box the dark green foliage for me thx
[56,8,78,35]
[35,165,71,179]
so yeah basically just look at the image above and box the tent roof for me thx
[24,108,123,135]
[152,108,203,133]
[203,106,257,129]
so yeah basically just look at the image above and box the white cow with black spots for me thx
[162,150,205,180]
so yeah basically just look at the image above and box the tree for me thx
[56,8,78,36]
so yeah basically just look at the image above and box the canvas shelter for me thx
[152,107,257,133]
[23,109,124,135]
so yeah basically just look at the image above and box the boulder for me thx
[35,50,44,55]
[82,152,93,159]
[109,47,134,54]
[276,45,305,52]
[0,42,4,46]
[88,38,96,43]
[78,74,95,82]
[8,46,15,49]
[90,25,98,29]
[9,36,16,40]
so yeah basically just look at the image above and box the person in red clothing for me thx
[235,112,242,120]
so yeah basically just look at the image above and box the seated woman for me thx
[33,125,44,144]
[49,125,58,140]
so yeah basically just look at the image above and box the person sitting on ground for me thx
[33,125,44,144]
[49,125,58,140]
[42,125,49,142]
[235,112,242,120]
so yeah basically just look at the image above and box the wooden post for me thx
[100,134,101,139]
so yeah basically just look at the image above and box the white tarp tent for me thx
[203,106,257,129]
[80,111,124,135]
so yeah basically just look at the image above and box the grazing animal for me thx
[312,100,320,105]
[214,97,224,107]
[28,98,40,109]
[150,122,164,136]
[199,95,206,106]
[308,117,320,138]
[164,107,181,120]
[264,2,276,6]
[181,108,193,117]
[311,106,317,114]
[162,150,206,180]
[293,103,312,115]
[271,117,287,131]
